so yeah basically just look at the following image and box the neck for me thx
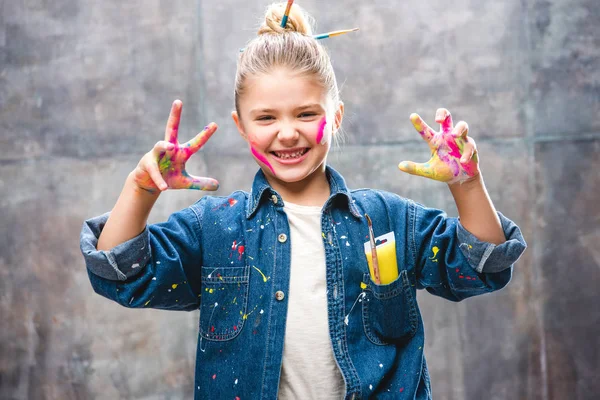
[266,164,331,207]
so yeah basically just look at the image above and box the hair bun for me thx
[257,2,313,36]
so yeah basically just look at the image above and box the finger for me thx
[182,122,218,156]
[398,160,436,178]
[410,113,436,144]
[147,158,169,191]
[452,121,469,139]
[153,140,176,152]
[185,174,220,191]
[165,100,183,144]
[460,142,475,164]
[435,108,453,133]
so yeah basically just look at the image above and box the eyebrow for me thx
[249,104,324,116]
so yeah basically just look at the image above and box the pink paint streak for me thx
[251,146,276,175]
[316,117,327,144]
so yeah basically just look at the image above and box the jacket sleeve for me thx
[412,201,526,302]
[79,199,206,311]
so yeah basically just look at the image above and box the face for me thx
[232,67,343,187]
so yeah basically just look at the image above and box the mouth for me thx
[270,147,310,161]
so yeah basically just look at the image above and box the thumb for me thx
[399,160,420,175]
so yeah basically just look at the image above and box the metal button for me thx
[278,233,287,243]
[275,290,285,301]
[271,194,278,204]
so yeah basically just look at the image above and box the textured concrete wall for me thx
[1,0,598,399]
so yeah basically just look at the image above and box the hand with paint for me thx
[132,100,220,193]
[398,108,480,185]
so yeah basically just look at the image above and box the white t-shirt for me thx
[277,201,346,399]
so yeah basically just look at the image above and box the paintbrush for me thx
[365,214,381,284]
[313,27,359,40]
[281,0,294,28]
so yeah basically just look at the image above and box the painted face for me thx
[234,67,340,186]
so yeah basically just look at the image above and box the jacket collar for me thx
[245,165,362,219]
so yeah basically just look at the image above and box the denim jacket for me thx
[80,166,526,399]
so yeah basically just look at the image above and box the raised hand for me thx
[398,108,480,185]
[132,100,220,193]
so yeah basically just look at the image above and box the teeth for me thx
[274,149,306,159]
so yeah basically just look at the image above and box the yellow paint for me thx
[252,266,269,282]
[360,282,367,290]
[205,288,215,294]
[365,239,399,285]
[144,300,151,306]
[429,246,440,262]
[172,284,178,289]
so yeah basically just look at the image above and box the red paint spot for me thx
[235,397,241,400]
[228,198,238,207]
[238,245,245,260]
[212,374,216,380]
[455,268,459,272]
[211,326,215,332]
[466,276,471,280]
[233,325,237,331]
[399,387,404,392]
[459,275,464,279]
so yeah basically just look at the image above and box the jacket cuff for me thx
[80,212,151,281]
[456,212,527,274]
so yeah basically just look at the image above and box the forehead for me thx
[240,67,329,112]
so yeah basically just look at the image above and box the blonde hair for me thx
[234,3,340,119]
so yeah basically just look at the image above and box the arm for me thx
[81,100,219,310]
[448,173,505,245]
[97,174,160,251]
[98,99,218,251]
[399,108,526,300]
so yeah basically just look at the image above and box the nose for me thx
[277,123,299,145]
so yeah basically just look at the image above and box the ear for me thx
[333,101,344,134]
[231,111,248,141]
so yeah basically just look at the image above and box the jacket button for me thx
[278,233,287,243]
[275,290,285,301]
[271,194,278,204]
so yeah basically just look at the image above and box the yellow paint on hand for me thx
[360,282,367,290]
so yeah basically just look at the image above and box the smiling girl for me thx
[80,3,526,399]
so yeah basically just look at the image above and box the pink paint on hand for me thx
[316,117,327,144]
[399,109,480,184]
[251,146,276,175]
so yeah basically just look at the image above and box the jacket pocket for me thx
[361,269,418,345]
[199,265,250,341]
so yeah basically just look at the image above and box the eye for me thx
[256,115,274,121]
[298,112,317,118]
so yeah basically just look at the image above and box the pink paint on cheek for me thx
[316,117,327,144]
[251,146,276,176]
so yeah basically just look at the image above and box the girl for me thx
[80,3,526,399]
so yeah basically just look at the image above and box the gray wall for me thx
[1,0,598,399]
